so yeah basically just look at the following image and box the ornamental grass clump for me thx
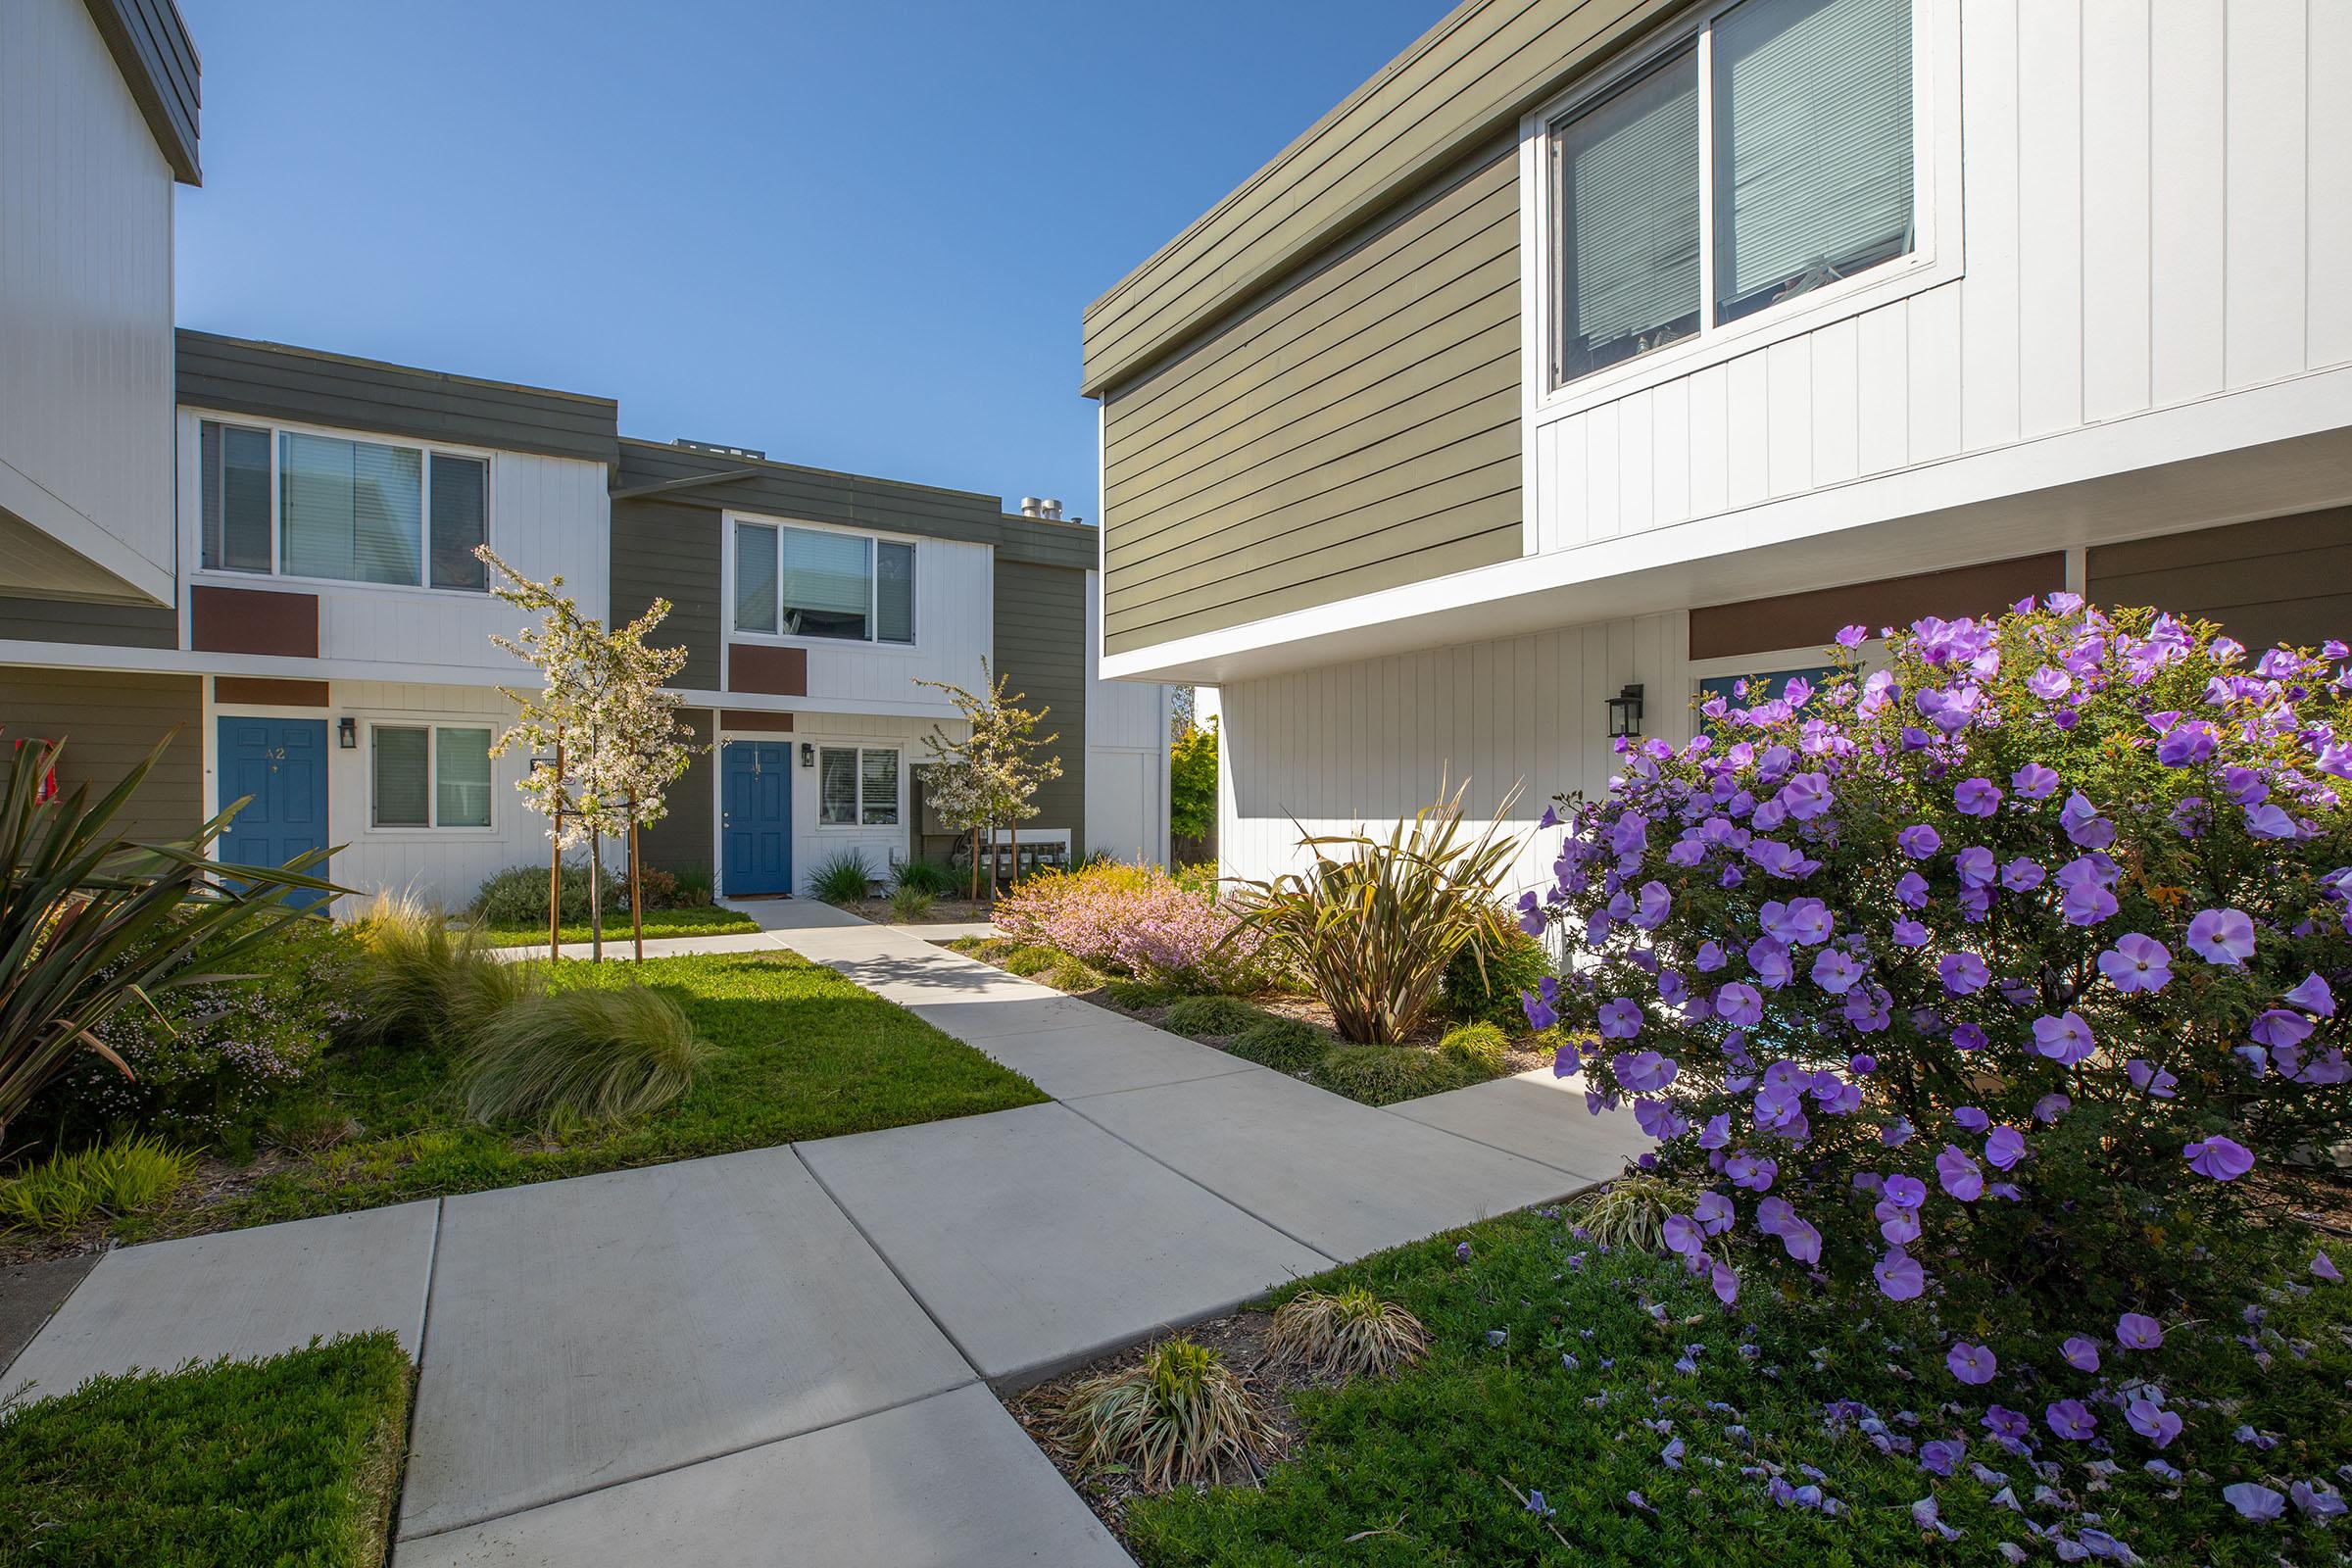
[460,985,710,1125]
[0,1136,192,1234]
[1265,1285,1429,1381]
[1523,597,2352,1499]
[1054,1338,1278,1492]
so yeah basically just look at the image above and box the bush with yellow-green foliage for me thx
[1437,1021,1510,1074]
[0,1136,192,1234]
[1053,1338,1279,1492]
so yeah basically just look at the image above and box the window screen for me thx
[735,522,779,633]
[372,726,430,827]
[860,749,900,825]
[280,432,422,586]
[429,455,488,591]
[1712,0,1913,322]
[876,541,915,644]
[435,727,493,827]
[781,528,872,641]
[818,747,858,825]
[200,420,272,573]
[1551,47,1701,382]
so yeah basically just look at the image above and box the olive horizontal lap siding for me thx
[176,331,620,468]
[0,667,199,841]
[0,594,175,649]
[635,709,713,877]
[2088,509,2352,655]
[993,561,1086,854]
[611,494,722,690]
[1101,146,1524,657]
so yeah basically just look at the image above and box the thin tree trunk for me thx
[1007,817,1018,896]
[548,739,564,962]
[628,795,644,963]
[969,826,980,903]
[590,825,604,962]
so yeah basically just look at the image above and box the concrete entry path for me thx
[7,901,1649,1565]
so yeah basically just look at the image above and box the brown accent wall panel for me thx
[215,677,329,707]
[192,585,318,658]
[994,561,1087,853]
[1689,555,2067,662]
[718,710,795,733]
[0,668,200,840]
[727,644,808,696]
[635,710,714,876]
[2087,509,2352,654]
[1101,147,1524,657]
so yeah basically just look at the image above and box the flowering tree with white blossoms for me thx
[1523,597,2351,1526]
[481,548,694,959]
[916,661,1062,901]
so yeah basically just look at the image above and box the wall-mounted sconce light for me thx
[1606,683,1645,739]
[337,716,357,750]
[800,742,815,769]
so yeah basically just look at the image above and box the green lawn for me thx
[1124,1208,2352,1568]
[469,905,759,947]
[170,950,1043,1232]
[0,1333,411,1567]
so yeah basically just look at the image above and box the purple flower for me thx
[1634,880,1673,929]
[1847,1053,1877,1075]
[2060,881,2119,926]
[2126,1397,2181,1448]
[1598,999,1643,1039]
[1710,1261,1739,1305]
[2245,802,2300,840]
[1953,1105,1990,1132]
[1715,982,1763,1027]
[1693,1191,1734,1233]
[2045,1398,2097,1441]
[2000,858,2045,893]
[2127,1058,2178,1098]
[1693,941,1727,972]
[2061,1336,2101,1372]
[1981,1403,2027,1441]
[2032,1010,2095,1065]
[2027,666,2072,702]
[2060,792,2116,849]
[2033,1092,2071,1125]
[1882,1116,1916,1147]
[2285,972,2337,1016]
[2012,761,2060,800]
[1891,918,1930,948]
[1811,948,1864,994]
[1936,1145,1984,1201]
[1947,1341,1997,1385]
[1838,623,1868,648]
[1920,1439,1965,1477]
[2251,1009,2313,1050]
[2224,1483,2285,1523]
[1747,938,1793,989]
[2186,907,2255,965]
[1939,951,1989,995]
[2184,1134,2255,1181]
[2098,934,2172,993]
[1984,1125,2026,1170]
[2292,1480,2348,1520]
[1898,823,1942,859]
[1955,777,2004,817]
[1895,871,1930,908]
[1663,1213,1704,1256]
[1875,1249,1926,1299]
[2314,1250,2342,1284]
[2155,720,2217,766]
[1883,1173,1927,1208]
[1615,1050,1678,1095]
[1551,1041,1584,1078]
[1779,772,1834,821]
[1697,1112,1731,1150]
[1455,1241,1472,1262]
[1951,1022,1988,1053]
[1726,1151,1777,1192]
[1954,847,1995,887]
[2116,1312,2164,1349]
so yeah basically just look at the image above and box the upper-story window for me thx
[732,519,915,644]
[1546,0,1913,388]
[199,418,489,591]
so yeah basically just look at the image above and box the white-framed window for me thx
[816,745,900,827]
[198,417,490,592]
[371,723,494,830]
[1540,0,1917,391]
[731,518,915,644]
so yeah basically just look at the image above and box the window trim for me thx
[1519,0,1960,422]
[813,744,902,829]
[186,409,496,597]
[367,720,499,835]
[721,510,922,652]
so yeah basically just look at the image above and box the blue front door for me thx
[722,741,793,896]
[215,716,328,877]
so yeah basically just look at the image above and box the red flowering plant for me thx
[1524,597,2352,1499]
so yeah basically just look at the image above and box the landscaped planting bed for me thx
[467,905,760,947]
[0,1332,413,1567]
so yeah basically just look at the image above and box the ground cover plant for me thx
[1121,1205,2352,1567]
[0,1331,412,1567]
[0,1136,191,1234]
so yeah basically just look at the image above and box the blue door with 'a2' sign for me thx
[215,716,328,879]
[722,740,793,896]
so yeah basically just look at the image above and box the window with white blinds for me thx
[195,418,492,590]
[1546,0,1914,388]
[817,746,900,827]
[732,521,917,645]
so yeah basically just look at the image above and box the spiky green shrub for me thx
[808,851,875,905]
[346,894,525,1047]
[1265,1285,1430,1380]
[1229,1016,1327,1072]
[460,985,711,1124]
[1054,1338,1279,1492]
[1310,1044,1481,1106]
[1002,943,1064,977]
[1441,925,1552,1032]
[0,1136,192,1234]
[1437,1021,1510,1075]
[1102,977,1186,1010]
[1226,780,1522,1044]
[1046,956,1103,993]
[888,886,936,922]
[891,858,955,897]
[1565,1174,1696,1252]
[1164,996,1262,1039]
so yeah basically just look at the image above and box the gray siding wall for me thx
[1102,146,1523,656]
[0,594,176,648]
[177,331,619,467]
[0,667,199,839]
[82,0,200,183]
[636,709,715,876]
[994,561,1088,853]
[2088,510,2352,654]
[611,496,722,690]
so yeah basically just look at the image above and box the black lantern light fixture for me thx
[337,716,357,750]
[800,742,816,769]
[1606,683,1645,739]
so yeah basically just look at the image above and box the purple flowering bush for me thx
[1527,599,2351,1328]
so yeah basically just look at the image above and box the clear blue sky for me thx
[174,0,1447,525]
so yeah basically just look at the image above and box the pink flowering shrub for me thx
[1526,598,2351,1341]
[995,862,1271,991]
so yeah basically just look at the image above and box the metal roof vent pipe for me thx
[1018,496,1043,517]
[1039,499,1063,520]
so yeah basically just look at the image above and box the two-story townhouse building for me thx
[1087,0,2352,892]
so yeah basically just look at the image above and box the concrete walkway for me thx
[5,901,1650,1565]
